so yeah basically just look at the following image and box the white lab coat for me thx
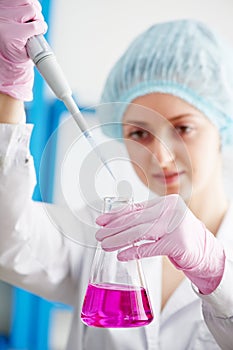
[0,123,233,350]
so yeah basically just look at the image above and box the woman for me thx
[0,1,233,349]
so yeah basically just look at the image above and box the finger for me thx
[96,199,168,231]
[96,217,156,243]
[99,220,164,250]
[137,237,174,258]
[137,194,188,235]
[166,195,189,233]
[96,203,134,226]
[117,246,139,261]
[1,3,43,23]
[4,21,47,62]
[96,196,166,226]
[0,0,35,5]
[96,207,150,238]
[97,224,146,249]
[117,238,174,261]
[21,20,47,38]
[96,202,173,244]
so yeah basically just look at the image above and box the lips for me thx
[152,171,185,184]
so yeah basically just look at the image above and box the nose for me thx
[151,136,175,167]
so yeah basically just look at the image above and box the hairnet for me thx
[98,19,233,146]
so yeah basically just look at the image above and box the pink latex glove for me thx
[96,194,225,295]
[0,0,47,101]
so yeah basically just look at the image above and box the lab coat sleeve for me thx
[195,248,233,350]
[0,123,84,305]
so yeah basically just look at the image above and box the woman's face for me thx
[122,93,222,203]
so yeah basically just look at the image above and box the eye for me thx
[125,128,154,144]
[175,125,193,135]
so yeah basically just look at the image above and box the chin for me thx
[149,184,192,202]
[149,184,179,197]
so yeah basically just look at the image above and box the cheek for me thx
[125,140,151,163]
[187,139,221,186]
[131,163,148,186]
[124,141,151,184]
[192,151,219,175]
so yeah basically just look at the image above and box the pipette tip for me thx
[101,160,116,181]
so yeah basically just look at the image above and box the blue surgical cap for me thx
[99,19,233,145]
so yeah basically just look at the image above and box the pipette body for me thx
[26,35,115,180]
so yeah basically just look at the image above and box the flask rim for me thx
[103,196,133,213]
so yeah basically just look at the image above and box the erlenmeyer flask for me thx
[81,196,154,328]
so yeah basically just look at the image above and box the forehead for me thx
[122,93,203,124]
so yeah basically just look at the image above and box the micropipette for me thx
[26,34,115,180]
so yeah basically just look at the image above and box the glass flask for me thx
[81,197,154,328]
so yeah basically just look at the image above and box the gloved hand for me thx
[96,194,225,295]
[0,0,47,101]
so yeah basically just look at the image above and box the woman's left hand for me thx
[96,194,225,294]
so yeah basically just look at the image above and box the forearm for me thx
[0,93,26,124]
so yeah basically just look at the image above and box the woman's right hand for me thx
[0,0,47,101]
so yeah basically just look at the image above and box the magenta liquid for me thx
[81,283,153,328]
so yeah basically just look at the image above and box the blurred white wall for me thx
[49,0,233,104]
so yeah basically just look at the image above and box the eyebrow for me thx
[123,121,149,127]
[170,113,201,121]
[123,113,200,126]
